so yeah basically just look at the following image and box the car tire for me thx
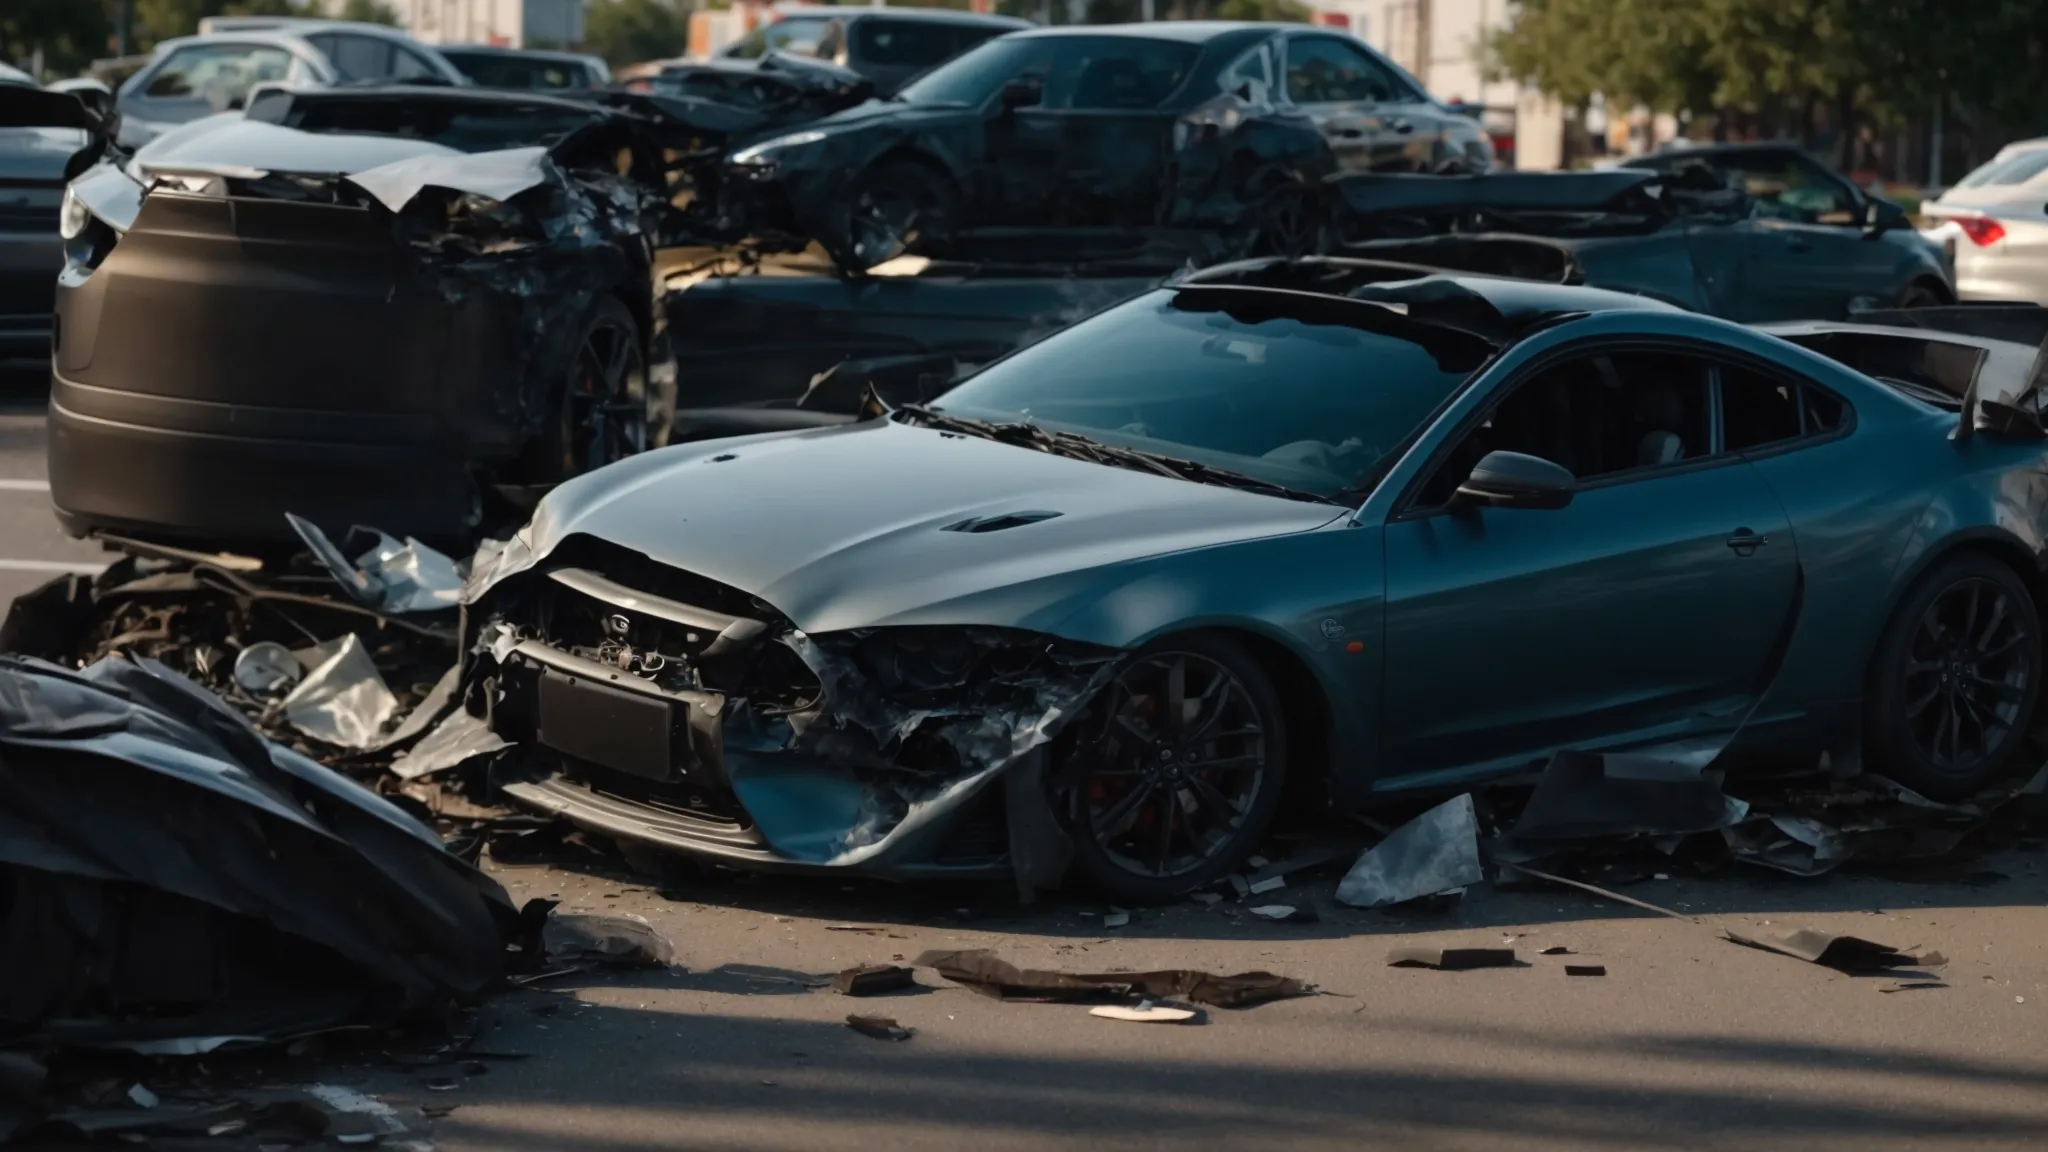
[1058,632,1290,904]
[523,294,647,483]
[1249,180,1326,259]
[831,159,958,271]
[1866,552,2042,800]
[1896,279,1948,309]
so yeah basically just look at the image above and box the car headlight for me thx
[730,129,828,166]
[59,187,90,240]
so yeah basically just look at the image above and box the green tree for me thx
[336,0,400,25]
[0,0,113,77]
[584,0,688,69]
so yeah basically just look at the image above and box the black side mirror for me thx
[999,78,1041,112]
[1863,197,1907,238]
[1453,450,1575,510]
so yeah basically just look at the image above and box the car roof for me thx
[772,6,1029,25]
[1178,258,1682,344]
[437,44,604,64]
[1010,20,1295,42]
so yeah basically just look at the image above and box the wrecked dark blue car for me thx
[466,271,2048,900]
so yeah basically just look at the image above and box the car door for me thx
[1715,150,1897,318]
[1376,345,1800,783]
[1279,34,1431,173]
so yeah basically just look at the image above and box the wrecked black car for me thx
[1329,168,1954,321]
[719,22,1490,270]
[46,84,695,545]
[462,272,2048,901]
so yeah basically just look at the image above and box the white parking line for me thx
[0,479,49,491]
[0,559,105,574]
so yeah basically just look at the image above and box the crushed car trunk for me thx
[0,655,513,1055]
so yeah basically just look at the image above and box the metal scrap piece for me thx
[1387,947,1518,970]
[844,1015,913,1041]
[1335,793,1484,908]
[833,965,917,997]
[913,949,1313,1009]
[278,634,399,750]
[1721,928,1947,974]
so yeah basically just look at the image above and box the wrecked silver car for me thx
[462,273,2048,901]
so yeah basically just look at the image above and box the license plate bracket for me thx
[536,671,678,782]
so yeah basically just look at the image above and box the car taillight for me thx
[1955,216,2006,246]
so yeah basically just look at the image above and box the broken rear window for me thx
[929,288,1488,499]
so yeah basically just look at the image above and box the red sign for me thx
[1313,11,1350,27]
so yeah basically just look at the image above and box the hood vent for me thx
[943,510,1063,534]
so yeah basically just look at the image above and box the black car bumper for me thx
[48,369,479,543]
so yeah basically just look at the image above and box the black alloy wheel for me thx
[839,159,955,271]
[1061,634,1288,903]
[1869,553,2041,799]
[553,295,647,479]
[1250,182,1324,260]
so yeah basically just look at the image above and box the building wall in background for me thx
[388,0,584,48]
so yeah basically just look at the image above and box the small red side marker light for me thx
[1346,641,1364,653]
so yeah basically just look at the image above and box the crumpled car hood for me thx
[130,114,462,178]
[484,418,1346,633]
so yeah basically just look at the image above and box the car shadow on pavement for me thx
[371,991,2048,1150]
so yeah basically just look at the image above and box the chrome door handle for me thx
[1727,530,1770,556]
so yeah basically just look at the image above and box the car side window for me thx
[141,43,293,106]
[1716,154,1859,225]
[851,19,957,68]
[1720,364,1846,451]
[315,34,400,81]
[1041,40,1199,111]
[1284,37,1401,104]
[1218,44,1274,103]
[391,46,442,82]
[1415,351,1713,508]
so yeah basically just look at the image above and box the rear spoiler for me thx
[1847,301,2048,350]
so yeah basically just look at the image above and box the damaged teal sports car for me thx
[461,265,2048,901]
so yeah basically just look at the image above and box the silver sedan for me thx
[1920,138,2048,304]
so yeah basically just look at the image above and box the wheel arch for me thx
[1152,624,1339,821]
[862,145,965,199]
[1865,528,2048,684]
[1903,273,1956,306]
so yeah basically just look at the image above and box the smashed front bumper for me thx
[471,539,1117,878]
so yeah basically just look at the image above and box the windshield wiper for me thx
[896,405,1346,506]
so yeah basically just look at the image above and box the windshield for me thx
[929,288,1488,498]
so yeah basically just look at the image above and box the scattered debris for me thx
[1387,947,1519,971]
[1336,794,1484,908]
[532,906,673,969]
[844,1015,914,1042]
[1089,1002,1197,1024]
[914,950,1314,1008]
[1506,749,1745,845]
[1246,876,1288,895]
[1564,965,1607,977]
[1248,905,1319,923]
[288,515,464,616]
[1496,861,1696,921]
[1722,928,1947,974]
[833,966,917,997]
[1102,910,1131,929]
[1881,981,1949,993]
[1539,946,1575,955]
[1188,892,1225,907]
[278,633,401,750]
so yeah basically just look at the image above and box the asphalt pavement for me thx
[3,368,2047,1150]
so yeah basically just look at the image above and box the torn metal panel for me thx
[1334,793,1483,909]
[0,655,512,1054]
[1507,749,1746,844]
[278,634,401,751]
[913,949,1313,1008]
[1721,928,1946,974]
[287,515,464,616]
